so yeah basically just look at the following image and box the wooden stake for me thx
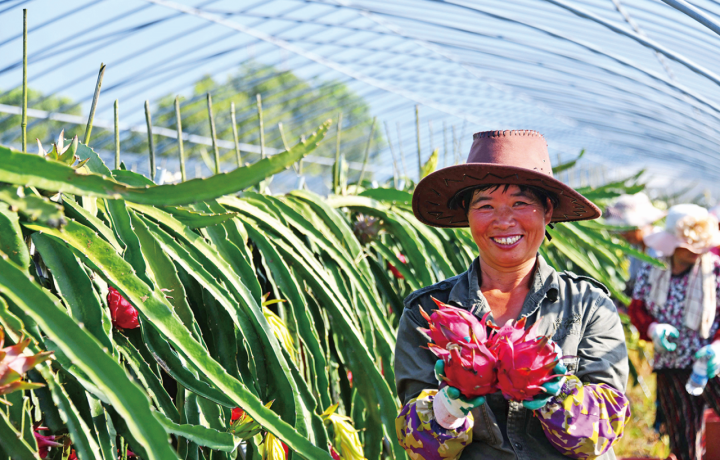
[230,102,242,167]
[396,122,407,178]
[384,120,399,188]
[144,100,155,180]
[114,99,120,169]
[357,116,377,187]
[84,63,106,145]
[256,94,265,159]
[333,112,343,193]
[206,93,220,175]
[175,97,186,182]
[21,9,28,153]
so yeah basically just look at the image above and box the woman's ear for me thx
[544,198,554,224]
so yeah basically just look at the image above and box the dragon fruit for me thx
[419,298,497,398]
[488,317,563,401]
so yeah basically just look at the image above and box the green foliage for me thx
[0,78,653,460]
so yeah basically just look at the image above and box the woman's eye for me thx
[513,201,528,207]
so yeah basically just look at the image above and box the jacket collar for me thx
[447,255,560,321]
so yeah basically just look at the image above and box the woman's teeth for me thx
[492,235,522,245]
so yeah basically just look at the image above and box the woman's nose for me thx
[493,207,516,227]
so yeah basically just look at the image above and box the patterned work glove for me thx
[648,322,679,352]
[432,360,486,430]
[522,343,567,411]
[695,341,720,378]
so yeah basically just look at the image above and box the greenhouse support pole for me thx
[452,125,458,165]
[114,99,120,169]
[357,116,377,187]
[144,100,155,180]
[84,63,106,145]
[21,9,27,153]
[230,102,242,168]
[660,0,720,38]
[333,112,343,193]
[175,97,186,182]
[384,120,399,188]
[207,93,220,175]
[415,105,422,178]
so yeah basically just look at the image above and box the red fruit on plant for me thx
[387,253,408,279]
[420,298,497,397]
[68,449,78,460]
[107,287,139,329]
[231,407,245,421]
[489,318,563,401]
[329,444,341,460]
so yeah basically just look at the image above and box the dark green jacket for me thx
[394,255,628,460]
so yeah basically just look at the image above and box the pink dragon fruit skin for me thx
[490,319,563,401]
[419,297,491,348]
[429,343,497,397]
[419,298,498,397]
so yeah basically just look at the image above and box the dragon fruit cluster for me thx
[419,298,563,401]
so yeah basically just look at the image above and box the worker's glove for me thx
[432,360,486,429]
[648,322,679,352]
[695,341,720,378]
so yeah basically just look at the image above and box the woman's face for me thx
[672,247,701,269]
[467,185,553,270]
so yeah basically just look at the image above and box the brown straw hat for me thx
[412,130,600,228]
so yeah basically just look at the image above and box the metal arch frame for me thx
[3,0,720,184]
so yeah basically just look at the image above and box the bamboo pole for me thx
[21,9,27,153]
[357,116,377,187]
[175,97,186,182]
[278,122,296,173]
[84,63,106,145]
[415,105,422,178]
[396,122,408,178]
[144,100,155,180]
[114,99,120,169]
[206,93,220,175]
[333,112,343,193]
[256,94,265,159]
[384,120,399,189]
[230,102,242,168]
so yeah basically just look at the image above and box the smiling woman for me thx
[395,130,631,460]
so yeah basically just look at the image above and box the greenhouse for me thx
[1,0,720,459]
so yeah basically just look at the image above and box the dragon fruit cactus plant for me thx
[488,317,563,401]
[419,298,497,398]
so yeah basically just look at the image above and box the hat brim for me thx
[604,208,666,228]
[412,163,601,228]
[644,230,720,255]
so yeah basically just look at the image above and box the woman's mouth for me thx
[490,235,523,247]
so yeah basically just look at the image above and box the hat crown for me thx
[468,130,553,177]
[665,204,709,234]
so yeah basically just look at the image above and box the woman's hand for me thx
[648,322,679,352]
[695,341,720,378]
[433,360,486,429]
